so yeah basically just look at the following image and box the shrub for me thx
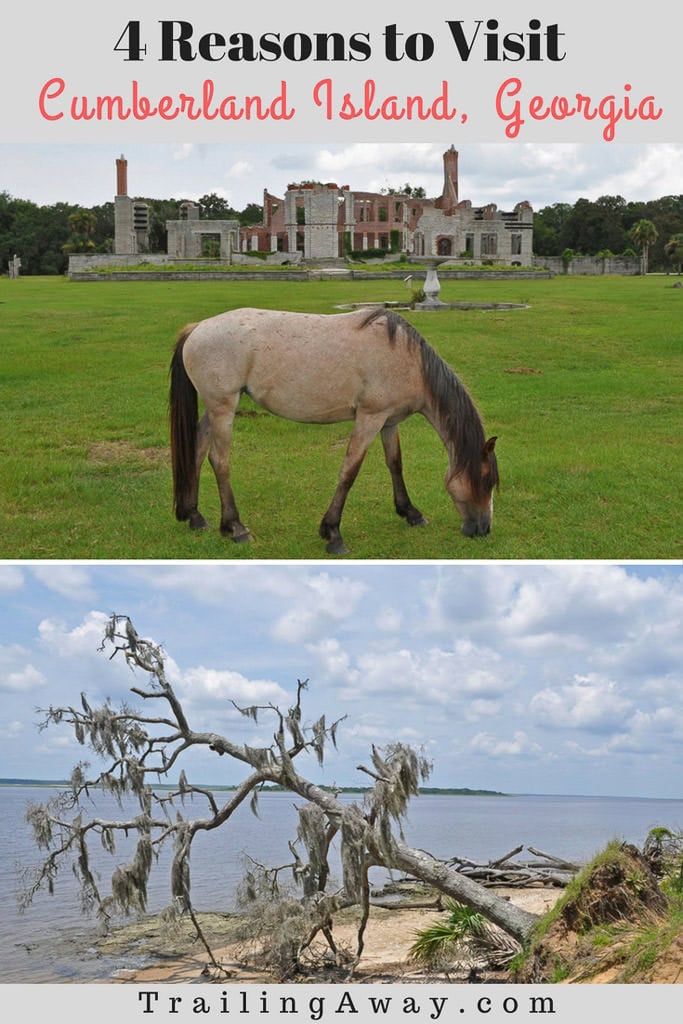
[350,247,388,260]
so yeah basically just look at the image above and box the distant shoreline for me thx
[0,778,506,796]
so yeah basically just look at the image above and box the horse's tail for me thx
[169,323,199,521]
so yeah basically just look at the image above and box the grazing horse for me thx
[169,307,498,553]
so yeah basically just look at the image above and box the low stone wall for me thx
[68,254,171,272]
[67,253,302,276]
[69,271,310,282]
[69,267,553,283]
[533,255,641,276]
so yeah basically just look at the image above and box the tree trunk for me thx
[384,838,540,945]
[282,770,541,947]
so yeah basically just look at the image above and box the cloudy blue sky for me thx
[2,143,682,212]
[1,562,681,799]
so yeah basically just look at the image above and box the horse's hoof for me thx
[232,530,251,544]
[409,515,429,527]
[189,514,210,531]
[326,539,350,556]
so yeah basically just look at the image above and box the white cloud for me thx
[563,732,659,758]
[344,720,423,751]
[144,567,367,645]
[628,706,683,743]
[465,699,503,721]
[32,565,95,601]
[341,642,509,705]
[598,144,683,203]
[33,611,146,707]
[272,573,367,642]
[306,573,367,615]
[306,637,354,683]
[227,160,254,178]
[180,666,288,706]
[529,673,633,733]
[503,565,682,659]
[37,610,111,656]
[469,730,538,757]
[0,642,47,693]
[312,143,444,194]
[0,664,46,693]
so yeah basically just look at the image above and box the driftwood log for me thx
[447,845,579,888]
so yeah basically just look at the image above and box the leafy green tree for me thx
[198,192,240,220]
[533,203,573,256]
[7,198,74,274]
[90,203,115,253]
[382,184,427,198]
[239,202,264,226]
[532,221,558,256]
[560,196,626,256]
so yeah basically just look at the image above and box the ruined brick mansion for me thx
[113,148,534,264]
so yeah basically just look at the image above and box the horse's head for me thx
[446,436,499,537]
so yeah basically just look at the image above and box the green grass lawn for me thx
[0,274,680,559]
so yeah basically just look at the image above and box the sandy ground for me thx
[109,887,561,985]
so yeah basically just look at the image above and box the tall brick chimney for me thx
[438,146,459,213]
[116,155,128,197]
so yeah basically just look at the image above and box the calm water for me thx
[2,786,681,983]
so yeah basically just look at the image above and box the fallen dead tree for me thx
[21,614,540,981]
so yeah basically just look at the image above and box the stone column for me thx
[284,190,299,256]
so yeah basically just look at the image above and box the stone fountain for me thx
[336,256,529,314]
[415,258,448,309]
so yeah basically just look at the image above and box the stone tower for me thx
[113,155,150,255]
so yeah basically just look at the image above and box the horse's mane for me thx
[361,307,498,499]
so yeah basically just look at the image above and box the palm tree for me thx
[409,899,520,972]
[62,209,97,254]
[629,219,658,274]
[664,233,683,275]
